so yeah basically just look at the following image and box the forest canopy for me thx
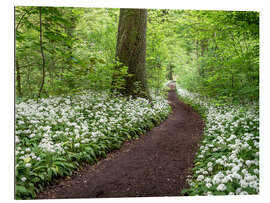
[15,7,259,102]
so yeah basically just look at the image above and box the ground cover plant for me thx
[176,84,259,195]
[15,90,171,199]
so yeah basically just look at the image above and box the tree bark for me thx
[113,8,149,98]
[199,39,207,77]
[15,59,22,97]
[38,7,46,99]
[167,64,173,80]
[65,8,76,70]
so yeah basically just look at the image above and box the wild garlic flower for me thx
[216,184,226,191]
[25,163,31,168]
[21,177,27,182]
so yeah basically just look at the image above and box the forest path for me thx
[37,86,204,199]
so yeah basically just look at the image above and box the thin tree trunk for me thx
[199,39,207,77]
[26,62,32,96]
[15,59,22,97]
[167,64,173,80]
[38,7,46,99]
[231,71,234,89]
[196,39,199,60]
[64,9,76,70]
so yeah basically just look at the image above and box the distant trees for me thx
[169,10,259,102]
[15,7,78,98]
[15,7,114,99]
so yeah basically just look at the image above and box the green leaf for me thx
[16,185,30,195]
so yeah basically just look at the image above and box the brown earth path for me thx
[36,86,204,199]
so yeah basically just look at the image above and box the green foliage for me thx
[176,86,259,196]
[15,90,171,199]
[15,7,119,99]
[146,9,171,95]
[15,7,259,103]
[170,10,259,103]
[111,63,133,91]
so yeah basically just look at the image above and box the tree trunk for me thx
[199,39,207,77]
[65,9,76,70]
[113,8,149,98]
[167,64,173,80]
[38,7,46,99]
[15,59,22,97]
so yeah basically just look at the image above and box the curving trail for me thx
[37,86,204,199]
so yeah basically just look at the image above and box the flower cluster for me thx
[15,90,171,199]
[176,85,259,196]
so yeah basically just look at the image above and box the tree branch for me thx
[15,8,32,31]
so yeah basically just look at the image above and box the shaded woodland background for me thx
[15,7,259,103]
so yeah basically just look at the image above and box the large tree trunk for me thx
[113,8,149,98]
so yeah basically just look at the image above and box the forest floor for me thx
[36,86,204,199]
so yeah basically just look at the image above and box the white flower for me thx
[25,163,31,168]
[207,162,213,167]
[15,87,258,196]
[240,180,248,188]
[205,183,212,188]
[15,136,20,144]
[245,174,256,182]
[236,188,242,195]
[232,166,240,173]
[239,191,249,195]
[21,177,27,182]
[29,133,36,138]
[197,175,204,181]
[232,172,242,180]
[248,181,258,189]
[241,168,248,174]
[212,148,218,152]
[206,191,213,196]
[18,120,24,125]
[198,154,204,158]
[245,160,252,167]
[216,158,224,165]
[216,184,226,191]
[203,170,208,175]
[253,168,259,174]
[228,192,234,195]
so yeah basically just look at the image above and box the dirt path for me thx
[37,87,204,199]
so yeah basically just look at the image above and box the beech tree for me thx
[113,8,149,98]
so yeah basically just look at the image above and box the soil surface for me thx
[36,86,204,199]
